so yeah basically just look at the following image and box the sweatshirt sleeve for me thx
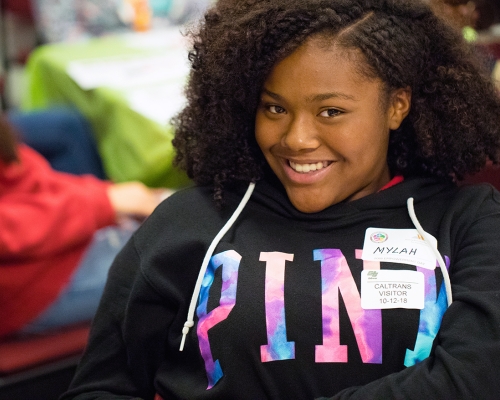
[0,145,116,259]
[321,188,500,400]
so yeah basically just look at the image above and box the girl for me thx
[62,0,500,399]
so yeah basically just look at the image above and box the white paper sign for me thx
[361,269,424,310]
[362,228,437,270]
[125,82,186,125]
[67,52,189,90]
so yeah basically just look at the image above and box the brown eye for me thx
[319,108,342,117]
[268,105,286,114]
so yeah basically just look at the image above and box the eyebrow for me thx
[261,88,357,102]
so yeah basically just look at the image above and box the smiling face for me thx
[255,36,411,213]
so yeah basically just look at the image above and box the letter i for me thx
[260,252,295,362]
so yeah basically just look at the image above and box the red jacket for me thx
[0,145,116,338]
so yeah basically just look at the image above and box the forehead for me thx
[264,37,384,100]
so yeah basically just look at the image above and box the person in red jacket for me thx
[0,115,169,338]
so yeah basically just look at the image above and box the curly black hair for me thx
[172,0,500,202]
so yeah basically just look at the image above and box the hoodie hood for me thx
[246,172,456,222]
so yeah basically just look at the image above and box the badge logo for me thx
[370,231,388,243]
[367,271,379,279]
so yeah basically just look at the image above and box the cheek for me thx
[254,128,267,152]
[255,116,277,151]
[326,125,369,153]
[254,115,265,149]
[330,123,388,160]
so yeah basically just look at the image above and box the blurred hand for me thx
[107,181,174,219]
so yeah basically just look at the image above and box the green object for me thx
[23,34,191,189]
[463,26,478,43]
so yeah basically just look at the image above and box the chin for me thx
[289,197,335,214]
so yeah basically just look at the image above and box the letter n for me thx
[314,249,382,364]
[196,250,241,389]
[260,252,295,362]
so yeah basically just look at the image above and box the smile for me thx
[289,160,332,173]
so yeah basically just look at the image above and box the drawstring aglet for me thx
[179,320,194,351]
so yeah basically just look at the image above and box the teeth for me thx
[289,161,330,173]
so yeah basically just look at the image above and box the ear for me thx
[387,87,411,130]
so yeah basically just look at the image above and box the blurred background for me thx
[1,0,213,110]
[0,0,215,189]
[0,2,212,400]
[0,1,500,399]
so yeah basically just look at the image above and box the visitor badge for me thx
[362,228,437,270]
[361,269,425,310]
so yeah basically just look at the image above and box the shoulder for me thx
[156,185,216,218]
[412,179,500,219]
[439,183,500,251]
[143,185,245,230]
[453,183,500,217]
[134,186,216,238]
[131,185,244,260]
[126,184,250,291]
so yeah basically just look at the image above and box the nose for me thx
[281,114,320,151]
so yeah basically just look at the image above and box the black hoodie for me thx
[61,177,500,399]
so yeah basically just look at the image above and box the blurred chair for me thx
[7,107,107,178]
[0,323,90,400]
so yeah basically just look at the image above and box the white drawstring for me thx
[407,198,453,307]
[179,182,256,351]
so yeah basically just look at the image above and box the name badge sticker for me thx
[362,228,437,270]
[361,269,424,310]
